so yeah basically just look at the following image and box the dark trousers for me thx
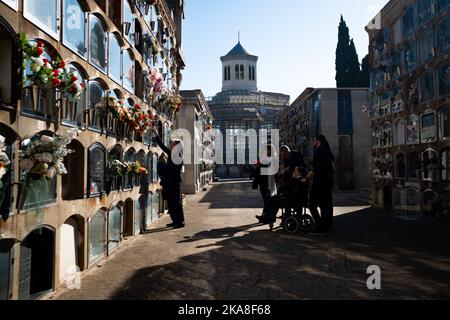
[309,179,334,231]
[166,183,185,225]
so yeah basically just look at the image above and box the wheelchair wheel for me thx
[299,214,315,233]
[284,216,300,234]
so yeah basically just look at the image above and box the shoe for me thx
[173,224,185,229]
[167,223,176,227]
[255,215,262,221]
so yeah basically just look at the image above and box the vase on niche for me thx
[31,85,40,113]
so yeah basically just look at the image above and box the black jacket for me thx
[312,146,335,183]
[156,136,183,185]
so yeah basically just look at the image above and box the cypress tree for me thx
[348,39,361,87]
[335,16,362,87]
[358,54,370,87]
[336,15,350,88]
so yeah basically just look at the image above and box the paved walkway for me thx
[53,181,450,300]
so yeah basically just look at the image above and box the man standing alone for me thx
[153,128,185,229]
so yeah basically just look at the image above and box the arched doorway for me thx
[60,216,85,286]
[62,140,85,200]
[0,238,16,300]
[19,227,55,300]
[123,199,134,237]
[88,209,107,267]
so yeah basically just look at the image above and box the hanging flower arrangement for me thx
[0,135,11,182]
[131,104,152,134]
[150,67,166,95]
[20,33,85,101]
[107,159,130,177]
[144,34,159,57]
[129,161,148,175]
[20,34,55,88]
[19,129,79,182]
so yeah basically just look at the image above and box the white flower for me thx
[74,81,82,91]
[41,135,54,143]
[34,57,45,67]
[0,135,6,144]
[34,152,53,163]
[31,63,41,73]
[64,66,70,74]
[0,152,11,165]
[45,62,52,70]
[46,167,56,179]
[20,159,35,172]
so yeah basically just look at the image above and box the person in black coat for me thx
[308,135,335,233]
[153,128,185,229]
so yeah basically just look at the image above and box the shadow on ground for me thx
[111,208,450,300]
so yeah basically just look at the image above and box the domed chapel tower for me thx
[221,40,258,92]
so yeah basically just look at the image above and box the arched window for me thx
[419,70,436,103]
[417,0,432,26]
[62,65,86,126]
[438,62,450,98]
[152,153,159,183]
[134,150,146,187]
[89,15,106,72]
[393,118,405,145]
[107,205,121,255]
[418,29,434,65]
[408,152,420,179]
[108,34,122,83]
[235,64,239,80]
[0,124,17,219]
[23,0,58,38]
[62,139,84,200]
[124,148,136,190]
[441,105,450,140]
[135,62,144,100]
[123,50,134,93]
[20,131,57,211]
[22,40,57,120]
[108,144,123,191]
[406,114,420,144]
[404,42,417,73]
[106,90,122,137]
[88,209,106,266]
[436,17,450,56]
[145,152,153,183]
[240,64,244,80]
[422,149,439,181]
[395,153,406,179]
[421,110,437,143]
[0,17,19,114]
[88,81,106,131]
[402,6,415,38]
[123,1,134,46]
[88,143,106,196]
[441,147,450,181]
[381,122,392,148]
[62,0,86,57]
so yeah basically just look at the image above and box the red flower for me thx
[80,83,84,89]
[71,75,78,82]
[36,47,44,56]
[69,86,77,94]
[52,78,62,88]
[59,60,66,68]
[43,58,49,64]
[37,41,44,48]
[134,104,141,110]
[53,69,59,77]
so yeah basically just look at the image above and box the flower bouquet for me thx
[19,129,78,182]
[129,161,148,175]
[107,159,129,177]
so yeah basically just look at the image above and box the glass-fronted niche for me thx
[422,148,439,181]
[23,0,59,38]
[88,209,106,267]
[406,114,420,144]
[421,109,437,143]
[419,70,436,103]
[62,0,86,58]
[88,143,106,196]
[438,62,450,98]
[19,132,57,211]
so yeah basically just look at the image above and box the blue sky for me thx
[180,0,389,102]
